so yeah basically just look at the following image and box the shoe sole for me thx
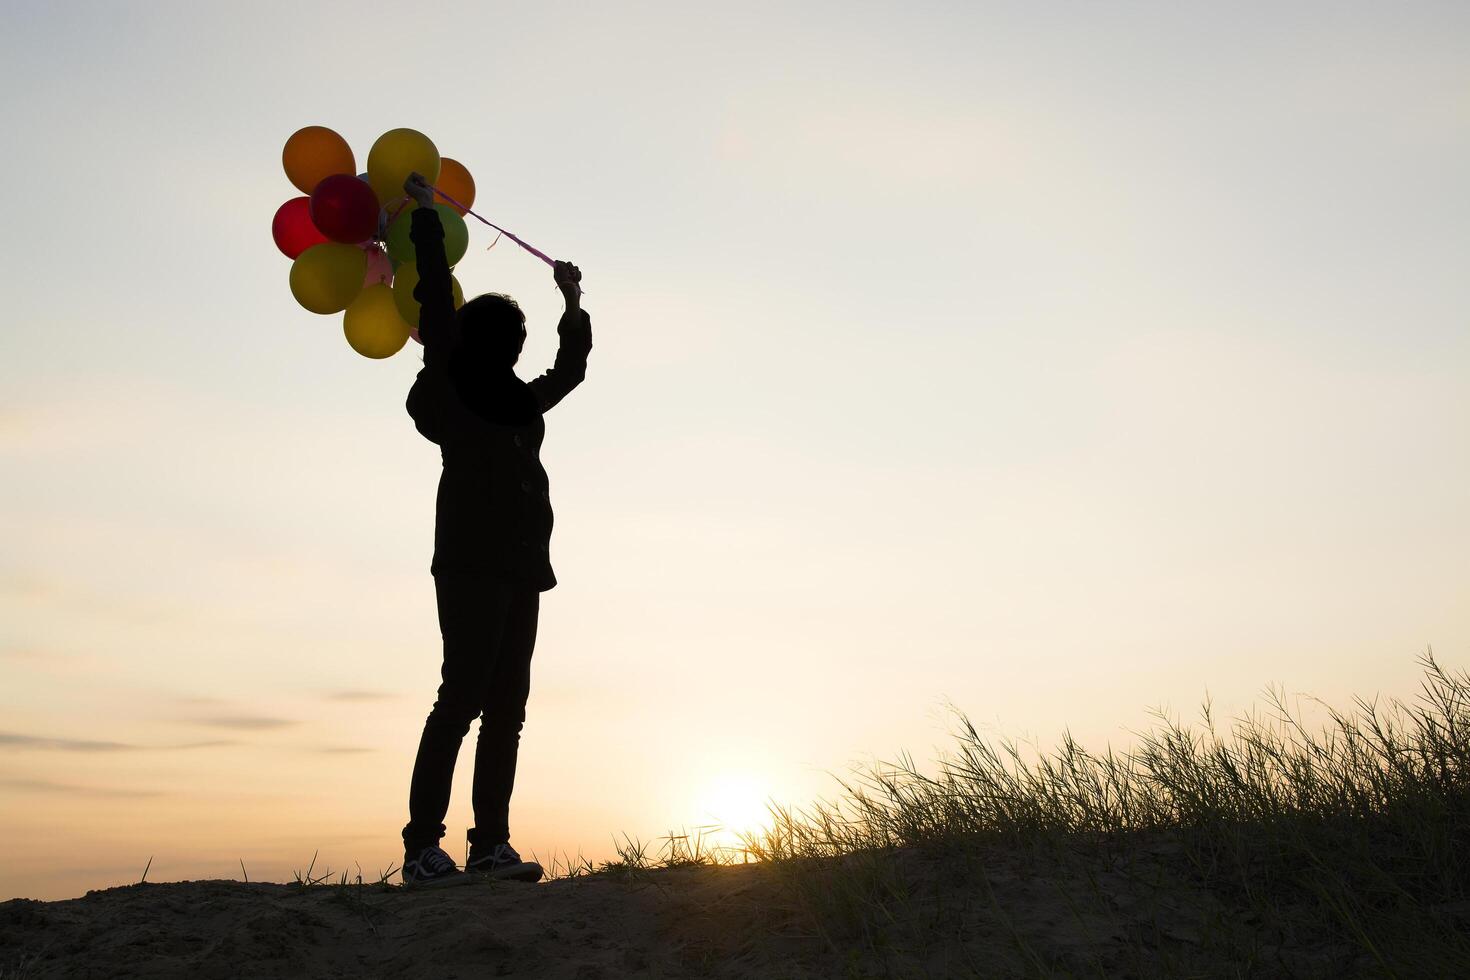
[402,872,475,889]
[467,862,544,883]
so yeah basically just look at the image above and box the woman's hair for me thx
[454,293,526,367]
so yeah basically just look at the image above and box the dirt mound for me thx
[0,864,826,979]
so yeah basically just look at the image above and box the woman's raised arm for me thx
[528,261,592,413]
[404,172,459,362]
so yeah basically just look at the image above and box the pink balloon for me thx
[362,244,393,287]
[410,326,422,345]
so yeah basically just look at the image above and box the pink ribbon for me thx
[393,183,581,295]
[430,186,556,268]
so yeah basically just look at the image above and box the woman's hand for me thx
[404,172,435,209]
[553,260,582,306]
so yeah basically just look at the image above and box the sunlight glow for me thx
[692,773,776,853]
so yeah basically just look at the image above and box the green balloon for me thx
[439,205,469,265]
[384,210,415,264]
[384,203,469,267]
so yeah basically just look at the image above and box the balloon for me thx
[362,244,393,287]
[310,174,380,244]
[384,203,468,266]
[376,197,413,242]
[343,284,411,358]
[383,209,413,263]
[356,171,392,213]
[289,243,367,314]
[391,261,464,327]
[282,126,355,195]
[438,208,469,265]
[435,157,476,215]
[366,128,439,208]
[411,326,422,345]
[272,197,329,259]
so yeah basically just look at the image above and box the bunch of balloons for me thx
[272,125,477,358]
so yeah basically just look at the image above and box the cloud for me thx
[322,690,396,703]
[0,732,133,752]
[0,777,162,798]
[0,731,240,752]
[193,716,297,731]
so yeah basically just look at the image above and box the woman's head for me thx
[455,293,526,367]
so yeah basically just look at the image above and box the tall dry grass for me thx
[554,651,1468,976]
[726,651,1470,975]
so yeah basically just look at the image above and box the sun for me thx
[692,773,775,853]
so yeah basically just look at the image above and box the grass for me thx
[709,649,1470,976]
[537,823,737,882]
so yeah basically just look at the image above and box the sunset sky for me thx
[3,0,1468,901]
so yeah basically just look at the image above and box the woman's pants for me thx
[402,572,540,854]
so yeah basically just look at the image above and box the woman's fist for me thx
[404,172,435,209]
[553,260,582,302]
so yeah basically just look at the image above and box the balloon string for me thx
[385,198,411,224]
[429,185,556,268]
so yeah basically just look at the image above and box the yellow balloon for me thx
[391,261,465,327]
[290,243,367,314]
[367,128,440,210]
[343,284,411,358]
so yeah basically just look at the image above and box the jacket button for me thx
[513,434,524,447]
[520,480,532,492]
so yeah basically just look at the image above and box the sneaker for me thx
[402,844,472,888]
[466,841,544,882]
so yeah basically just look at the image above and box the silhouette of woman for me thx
[397,172,591,886]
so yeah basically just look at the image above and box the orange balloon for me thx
[435,157,476,215]
[283,126,355,195]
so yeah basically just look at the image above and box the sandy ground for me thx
[0,843,1365,978]
[3,862,829,980]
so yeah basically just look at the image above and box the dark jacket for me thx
[404,207,592,589]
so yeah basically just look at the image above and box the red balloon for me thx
[272,197,329,259]
[310,174,380,244]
